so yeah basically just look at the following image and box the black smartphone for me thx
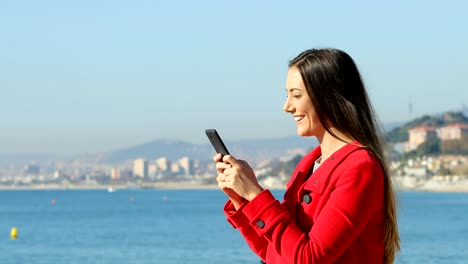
[205,129,230,156]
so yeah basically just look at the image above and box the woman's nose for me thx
[283,98,293,113]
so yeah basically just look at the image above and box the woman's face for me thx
[283,67,325,137]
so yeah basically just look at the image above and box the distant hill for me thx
[4,111,466,166]
[100,136,318,164]
[385,111,468,143]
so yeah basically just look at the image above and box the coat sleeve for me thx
[240,158,384,264]
[224,200,268,260]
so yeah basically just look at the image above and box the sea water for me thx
[0,190,467,263]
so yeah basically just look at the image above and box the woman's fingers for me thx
[222,155,239,166]
[214,154,262,202]
[216,162,232,174]
[216,162,232,169]
[213,153,223,162]
[216,173,225,182]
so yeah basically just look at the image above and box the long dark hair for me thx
[289,48,400,264]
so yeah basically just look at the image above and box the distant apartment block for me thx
[156,158,171,172]
[133,158,148,178]
[178,157,195,176]
[148,164,158,178]
[406,126,438,152]
[110,168,121,180]
[438,123,468,141]
[170,163,180,174]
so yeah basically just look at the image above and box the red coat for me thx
[224,143,385,263]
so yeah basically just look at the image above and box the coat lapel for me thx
[283,146,322,216]
[302,142,364,190]
[283,142,365,217]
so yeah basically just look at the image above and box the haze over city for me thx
[1,0,467,155]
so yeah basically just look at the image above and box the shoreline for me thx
[1,182,468,193]
[394,176,468,193]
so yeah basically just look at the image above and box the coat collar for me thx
[286,141,364,189]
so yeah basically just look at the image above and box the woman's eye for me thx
[293,94,301,99]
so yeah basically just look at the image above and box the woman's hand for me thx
[215,154,264,203]
[214,154,244,209]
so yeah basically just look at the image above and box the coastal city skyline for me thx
[1,112,466,191]
[1,1,467,155]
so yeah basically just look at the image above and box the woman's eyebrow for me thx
[286,88,303,92]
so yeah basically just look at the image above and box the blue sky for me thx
[1,0,467,154]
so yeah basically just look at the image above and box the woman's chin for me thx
[297,129,309,137]
[297,128,314,137]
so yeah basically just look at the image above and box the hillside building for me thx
[404,123,468,153]
[406,126,437,152]
[438,123,468,141]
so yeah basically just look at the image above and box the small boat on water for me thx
[107,187,116,193]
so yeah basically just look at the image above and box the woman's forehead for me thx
[286,68,304,88]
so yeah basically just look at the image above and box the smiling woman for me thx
[212,48,400,264]
[283,68,323,138]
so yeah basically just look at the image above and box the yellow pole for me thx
[10,227,18,240]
